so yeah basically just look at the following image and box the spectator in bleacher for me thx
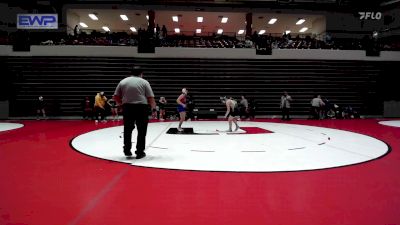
[40,39,54,45]
[94,91,107,123]
[272,41,279,49]
[74,25,79,37]
[176,88,188,132]
[106,32,112,45]
[310,95,325,119]
[158,97,167,120]
[325,33,332,44]
[251,31,259,43]
[113,66,156,159]
[245,37,253,48]
[156,24,161,35]
[280,91,292,121]
[36,96,46,120]
[59,39,66,45]
[82,96,92,120]
[240,95,249,120]
[162,25,167,38]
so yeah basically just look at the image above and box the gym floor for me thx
[0,119,399,225]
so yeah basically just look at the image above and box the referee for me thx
[113,66,156,159]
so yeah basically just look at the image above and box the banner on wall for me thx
[17,14,58,29]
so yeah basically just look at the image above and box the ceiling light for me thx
[146,15,149,20]
[217,29,223,34]
[130,27,137,32]
[259,30,266,35]
[268,18,277,24]
[79,22,88,28]
[88,14,98,20]
[172,16,179,22]
[120,15,128,21]
[296,19,305,25]
[299,27,308,33]
[196,29,201,34]
[102,26,110,32]
[221,17,228,23]
[174,28,180,33]
[285,30,291,34]
[238,29,245,34]
[197,17,203,22]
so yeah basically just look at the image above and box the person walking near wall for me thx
[94,91,107,123]
[280,91,292,121]
[36,96,46,120]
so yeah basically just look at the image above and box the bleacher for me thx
[4,56,384,117]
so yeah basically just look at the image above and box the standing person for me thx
[311,95,325,119]
[156,24,161,35]
[74,25,79,37]
[186,93,195,121]
[248,97,257,120]
[107,98,119,121]
[176,88,188,132]
[224,97,240,132]
[82,96,92,120]
[113,66,156,159]
[36,96,46,120]
[280,91,292,121]
[240,95,249,120]
[161,25,167,38]
[94,91,107,123]
[158,97,167,121]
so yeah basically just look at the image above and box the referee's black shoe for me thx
[124,149,133,157]
[135,152,146,159]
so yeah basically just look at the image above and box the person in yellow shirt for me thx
[94,91,107,122]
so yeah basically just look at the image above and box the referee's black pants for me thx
[123,104,149,154]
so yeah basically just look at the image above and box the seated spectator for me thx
[244,38,253,48]
[58,39,66,45]
[334,104,343,119]
[41,40,54,45]
[342,105,355,119]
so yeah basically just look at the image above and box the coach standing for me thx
[113,66,156,159]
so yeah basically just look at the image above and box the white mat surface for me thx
[71,121,389,172]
